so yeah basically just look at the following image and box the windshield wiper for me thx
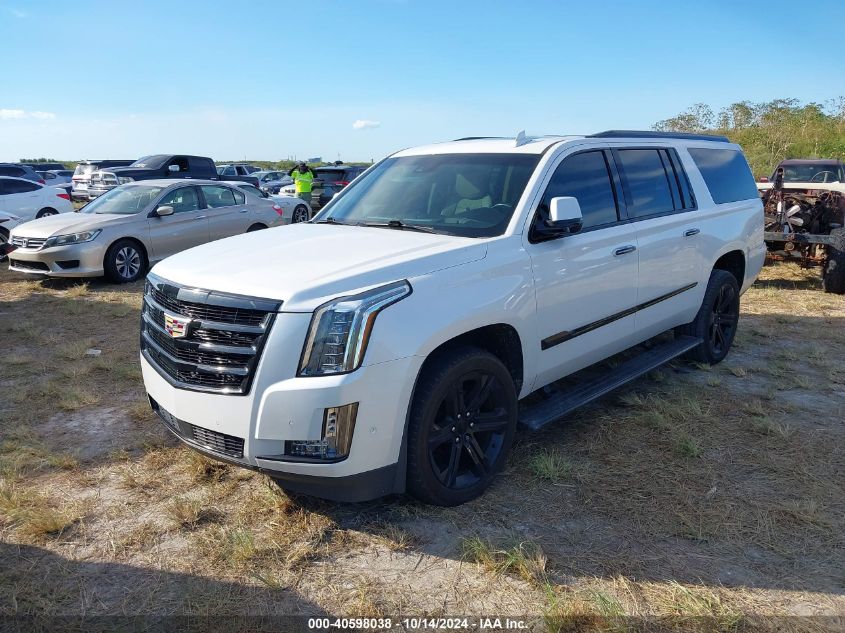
[313,217,350,225]
[357,220,438,234]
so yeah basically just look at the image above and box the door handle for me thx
[613,245,637,256]
[684,228,700,237]
[194,215,207,220]
[239,209,248,213]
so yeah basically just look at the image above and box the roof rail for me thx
[452,136,507,141]
[589,130,731,143]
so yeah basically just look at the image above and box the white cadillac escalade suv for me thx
[140,131,765,506]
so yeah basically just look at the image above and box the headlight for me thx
[117,176,134,184]
[44,229,102,247]
[298,280,412,376]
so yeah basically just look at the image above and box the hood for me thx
[10,212,136,238]
[151,224,488,311]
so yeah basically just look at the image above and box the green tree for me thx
[653,97,845,178]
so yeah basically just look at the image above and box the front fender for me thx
[362,238,536,397]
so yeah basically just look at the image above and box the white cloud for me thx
[352,119,381,130]
[0,109,56,120]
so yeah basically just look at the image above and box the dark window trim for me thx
[541,282,698,349]
[658,149,681,210]
[666,148,697,210]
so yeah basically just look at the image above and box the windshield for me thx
[80,185,165,215]
[316,154,539,237]
[130,155,168,169]
[778,163,840,182]
[73,164,97,176]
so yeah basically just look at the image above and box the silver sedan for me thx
[8,179,289,283]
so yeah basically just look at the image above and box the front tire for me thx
[822,228,845,295]
[36,208,58,218]
[406,347,517,506]
[104,239,146,283]
[292,205,310,223]
[676,269,740,365]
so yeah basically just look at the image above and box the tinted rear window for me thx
[315,169,345,181]
[688,148,758,204]
[616,149,675,218]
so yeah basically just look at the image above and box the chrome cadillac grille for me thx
[140,273,280,395]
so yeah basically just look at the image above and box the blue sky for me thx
[1,0,843,162]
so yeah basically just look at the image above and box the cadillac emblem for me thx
[163,313,191,338]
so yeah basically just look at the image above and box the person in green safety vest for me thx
[287,161,316,201]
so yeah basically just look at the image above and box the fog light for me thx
[284,402,359,461]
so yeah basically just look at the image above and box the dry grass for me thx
[1,261,844,623]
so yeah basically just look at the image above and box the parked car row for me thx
[5,179,311,282]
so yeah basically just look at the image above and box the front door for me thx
[146,186,209,262]
[526,149,640,390]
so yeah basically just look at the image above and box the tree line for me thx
[653,98,845,178]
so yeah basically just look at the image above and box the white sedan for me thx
[0,176,74,221]
[225,182,313,223]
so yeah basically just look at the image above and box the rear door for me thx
[611,146,703,336]
[146,186,209,261]
[201,184,249,240]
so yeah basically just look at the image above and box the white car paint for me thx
[0,177,73,221]
[141,134,765,500]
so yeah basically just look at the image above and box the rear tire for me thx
[406,346,517,506]
[292,205,310,223]
[822,228,845,295]
[676,269,740,365]
[104,239,146,283]
[36,208,58,218]
[247,223,267,232]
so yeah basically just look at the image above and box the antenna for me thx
[514,130,528,147]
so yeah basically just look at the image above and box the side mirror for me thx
[532,197,583,242]
[547,196,583,231]
[168,164,180,173]
[155,205,174,217]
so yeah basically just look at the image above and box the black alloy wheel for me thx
[407,347,517,506]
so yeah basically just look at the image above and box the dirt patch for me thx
[1,263,844,627]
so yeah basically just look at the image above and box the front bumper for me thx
[8,242,107,277]
[140,312,422,501]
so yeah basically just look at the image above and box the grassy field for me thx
[0,263,843,631]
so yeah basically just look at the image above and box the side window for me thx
[158,187,200,214]
[687,148,758,204]
[0,166,24,178]
[540,151,619,229]
[4,179,39,194]
[233,189,246,204]
[201,185,237,208]
[616,149,675,218]
[222,166,236,176]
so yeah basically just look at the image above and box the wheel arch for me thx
[391,322,524,496]
[103,236,149,270]
[712,248,745,288]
